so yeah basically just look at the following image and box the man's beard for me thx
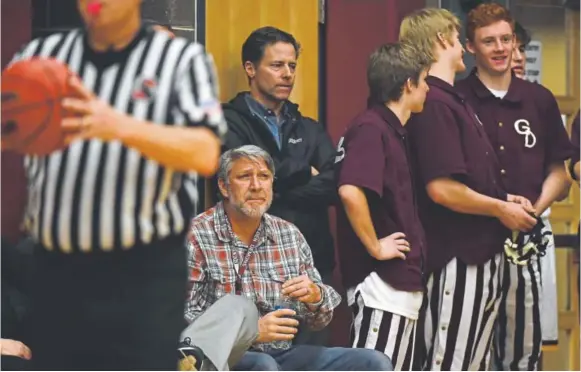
[233,195,272,219]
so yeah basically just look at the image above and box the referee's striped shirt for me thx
[11,26,227,254]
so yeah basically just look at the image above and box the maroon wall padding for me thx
[2,0,32,243]
[325,0,425,347]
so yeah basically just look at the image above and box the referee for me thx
[8,0,226,369]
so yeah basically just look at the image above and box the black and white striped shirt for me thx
[13,27,227,254]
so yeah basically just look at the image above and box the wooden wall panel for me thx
[205,0,319,119]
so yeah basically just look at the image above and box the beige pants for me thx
[180,295,259,371]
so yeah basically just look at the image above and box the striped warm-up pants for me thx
[350,293,416,371]
[493,215,558,371]
[421,254,504,371]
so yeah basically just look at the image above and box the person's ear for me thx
[404,78,414,94]
[244,61,256,79]
[465,39,477,55]
[436,32,448,49]
[218,179,229,199]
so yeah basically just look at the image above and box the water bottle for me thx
[274,296,293,311]
[271,296,298,351]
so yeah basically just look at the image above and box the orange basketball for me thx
[1,58,73,155]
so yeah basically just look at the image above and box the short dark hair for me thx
[514,21,531,47]
[241,26,301,66]
[367,42,432,104]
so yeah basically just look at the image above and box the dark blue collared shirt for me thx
[245,94,289,149]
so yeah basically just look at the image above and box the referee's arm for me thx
[62,51,226,176]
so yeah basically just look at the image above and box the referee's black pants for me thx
[29,235,188,370]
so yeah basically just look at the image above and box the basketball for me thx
[1,57,73,155]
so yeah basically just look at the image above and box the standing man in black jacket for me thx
[221,26,337,346]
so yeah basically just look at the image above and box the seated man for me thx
[179,145,393,371]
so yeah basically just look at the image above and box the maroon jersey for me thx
[336,104,426,291]
[456,70,573,203]
[406,76,509,273]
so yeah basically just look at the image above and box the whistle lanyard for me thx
[228,222,264,295]
[232,247,251,295]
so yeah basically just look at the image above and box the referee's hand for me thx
[61,76,125,144]
[376,232,410,260]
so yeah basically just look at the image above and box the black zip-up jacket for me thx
[222,92,337,274]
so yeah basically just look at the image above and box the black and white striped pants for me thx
[493,216,558,371]
[421,254,504,371]
[493,257,542,370]
[350,293,417,371]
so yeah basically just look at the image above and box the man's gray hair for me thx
[217,145,276,185]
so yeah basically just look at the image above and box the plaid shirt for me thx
[185,202,341,351]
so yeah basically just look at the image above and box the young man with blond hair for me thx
[400,8,537,370]
[335,42,431,371]
[456,3,572,370]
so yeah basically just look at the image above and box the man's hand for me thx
[0,339,31,360]
[497,202,537,232]
[311,166,319,176]
[281,275,322,304]
[255,309,299,343]
[375,232,410,260]
[507,194,535,215]
[61,76,128,144]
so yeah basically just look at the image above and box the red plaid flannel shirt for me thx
[185,202,341,351]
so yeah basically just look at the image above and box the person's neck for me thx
[386,101,411,126]
[475,67,511,91]
[224,203,261,246]
[249,90,285,116]
[428,60,456,86]
[87,13,141,52]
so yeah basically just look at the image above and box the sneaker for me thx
[177,337,206,371]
